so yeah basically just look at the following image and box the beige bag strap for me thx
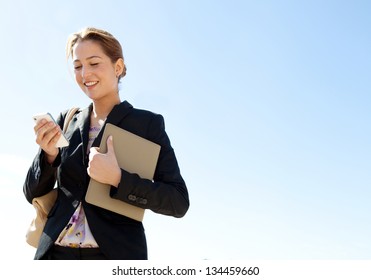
[63,107,79,133]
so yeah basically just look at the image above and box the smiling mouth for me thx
[84,81,99,87]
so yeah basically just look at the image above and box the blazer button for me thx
[128,195,136,201]
[137,198,143,204]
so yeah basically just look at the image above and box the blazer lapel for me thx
[91,100,133,148]
[77,105,92,165]
[106,100,133,126]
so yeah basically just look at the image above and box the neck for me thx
[92,95,121,120]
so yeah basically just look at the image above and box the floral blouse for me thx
[55,124,103,248]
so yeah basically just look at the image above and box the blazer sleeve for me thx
[111,114,190,218]
[23,112,66,203]
[23,148,59,204]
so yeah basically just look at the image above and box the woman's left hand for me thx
[87,135,121,187]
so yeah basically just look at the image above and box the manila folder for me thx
[85,123,161,221]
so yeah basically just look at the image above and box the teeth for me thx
[85,81,98,86]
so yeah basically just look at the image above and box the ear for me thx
[115,58,125,77]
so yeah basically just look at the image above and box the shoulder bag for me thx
[25,107,79,248]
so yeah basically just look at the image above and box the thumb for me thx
[106,135,115,154]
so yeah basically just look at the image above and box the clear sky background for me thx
[0,0,370,262]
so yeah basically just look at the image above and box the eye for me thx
[74,65,82,70]
[91,63,99,67]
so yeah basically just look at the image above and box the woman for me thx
[23,27,189,260]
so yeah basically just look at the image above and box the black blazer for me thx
[24,101,189,260]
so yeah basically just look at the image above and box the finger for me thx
[40,127,61,147]
[89,147,99,161]
[106,135,114,155]
[33,119,47,134]
[87,165,93,178]
[87,161,97,180]
[35,121,56,138]
[34,120,53,137]
[35,123,58,146]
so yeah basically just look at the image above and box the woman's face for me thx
[72,40,122,102]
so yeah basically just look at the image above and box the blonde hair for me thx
[66,27,127,80]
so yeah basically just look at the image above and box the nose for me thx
[81,66,91,80]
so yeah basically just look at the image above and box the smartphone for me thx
[32,112,69,148]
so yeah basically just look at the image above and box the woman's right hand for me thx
[34,119,61,164]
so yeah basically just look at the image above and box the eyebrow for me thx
[73,55,102,63]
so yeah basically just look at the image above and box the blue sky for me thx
[0,0,370,261]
